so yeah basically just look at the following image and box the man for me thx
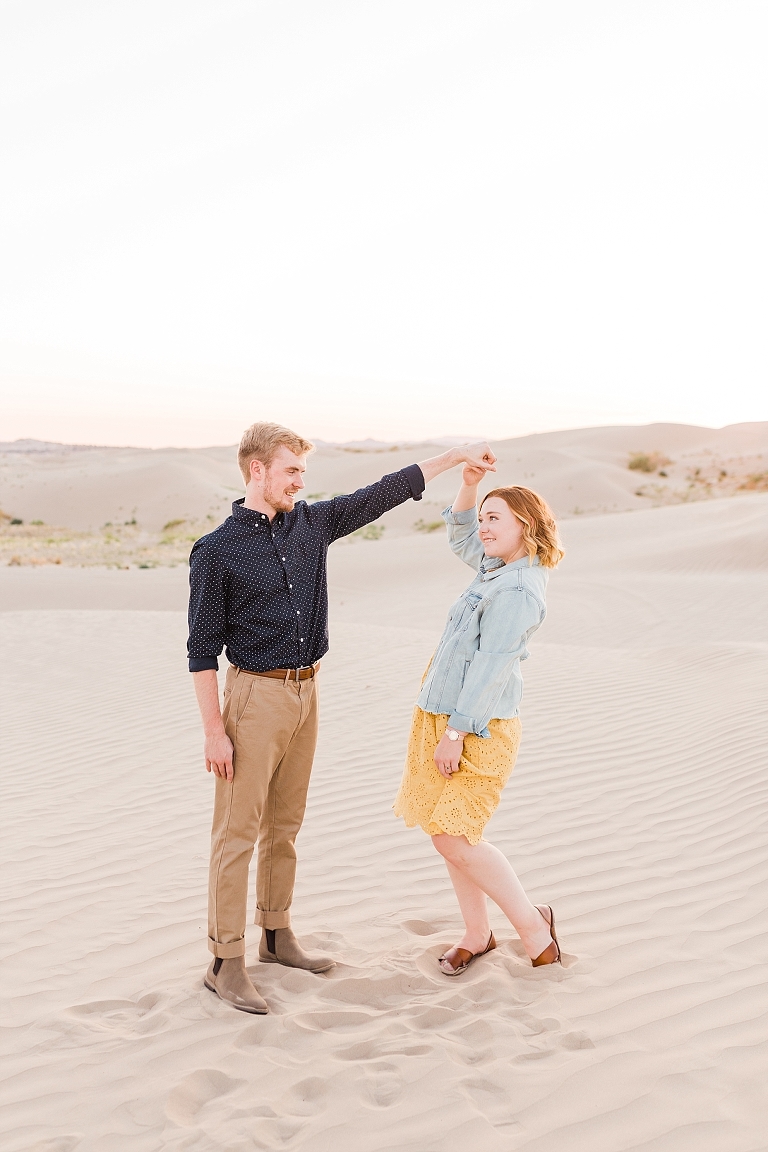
[188,421,496,1013]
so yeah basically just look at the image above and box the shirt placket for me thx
[271,517,304,666]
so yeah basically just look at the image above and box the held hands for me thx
[454,442,497,485]
[204,730,235,781]
[434,729,467,779]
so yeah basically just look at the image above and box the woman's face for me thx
[478,497,526,564]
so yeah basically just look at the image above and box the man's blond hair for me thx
[237,422,314,484]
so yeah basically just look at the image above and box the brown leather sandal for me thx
[531,904,561,967]
[438,931,496,977]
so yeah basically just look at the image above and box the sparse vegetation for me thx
[0,515,214,568]
[739,472,768,491]
[414,518,445,533]
[628,451,672,473]
[352,523,385,540]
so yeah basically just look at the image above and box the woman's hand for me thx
[462,462,487,487]
[434,729,467,778]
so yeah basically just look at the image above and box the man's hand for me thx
[417,441,496,486]
[192,669,235,781]
[434,729,467,779]
[454,441,497,475]
[205,730,234,781]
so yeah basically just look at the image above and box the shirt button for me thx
[296,610,300,615]
[289,583,292,588]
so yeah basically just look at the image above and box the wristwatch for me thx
[446,727,463,742]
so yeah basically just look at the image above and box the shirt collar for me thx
[232,498,284,527]
[480,554,539,581]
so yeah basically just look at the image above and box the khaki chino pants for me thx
[207,664,319,958]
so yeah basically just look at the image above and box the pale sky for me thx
[1,0,766,447]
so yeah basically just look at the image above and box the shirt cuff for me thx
[403,463,425,501]
[442,506,478,525]
[189,656,219,672]
[448,711,491,738]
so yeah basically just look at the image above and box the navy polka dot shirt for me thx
[187,465,425,672]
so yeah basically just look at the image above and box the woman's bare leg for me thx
[444,859,491,950]
[433,834,553,959]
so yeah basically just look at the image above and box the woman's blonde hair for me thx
[237,422,314,483]
[480,486,565,569]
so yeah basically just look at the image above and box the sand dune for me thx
[1,487,767,1150]
[1,423,766,550]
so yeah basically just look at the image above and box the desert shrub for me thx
[739,472,768,491]
[628,451,671,473]
[414,519,445,533]
[163,518,186,531]
[353,523,385,540]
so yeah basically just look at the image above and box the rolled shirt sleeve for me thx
[187,538,228,672]
[442,505,487,572]
[448,588,544,735]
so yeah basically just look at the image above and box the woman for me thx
[394,462,565,975]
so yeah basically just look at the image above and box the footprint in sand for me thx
[320,971,434,1007]
[363,1061,404,1108]
[283,1076,328,1116]
[405,1005,459,1031]
[401,918,442,936]
[559,1030,595,1049]
[335,1038,433,1061]
[22,1138,83,1152]
[290,1009,378,1033]
[63,994,168,1035]
[165,1069,245,1127]
[461,1079,523,1131]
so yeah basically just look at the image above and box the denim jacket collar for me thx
[479,554,540,581]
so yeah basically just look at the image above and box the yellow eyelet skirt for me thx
[393,707,522,846]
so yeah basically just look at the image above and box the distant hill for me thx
[1,423,766,535]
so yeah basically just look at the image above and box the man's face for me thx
[262,446,307,513]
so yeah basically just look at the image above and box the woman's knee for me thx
[432,833,472,865]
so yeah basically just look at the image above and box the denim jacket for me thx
[416,506,548,737]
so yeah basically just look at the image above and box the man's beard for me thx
[264,475,297,513]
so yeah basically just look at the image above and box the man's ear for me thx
[249,458,265,484]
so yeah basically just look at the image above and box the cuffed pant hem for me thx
[207,937,246,958]
[255,909,291,929]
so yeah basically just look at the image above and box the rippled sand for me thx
[1,494,767,1151]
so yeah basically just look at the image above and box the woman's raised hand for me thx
[462,462,487,487]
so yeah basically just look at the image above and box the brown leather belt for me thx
[235,664,319,682]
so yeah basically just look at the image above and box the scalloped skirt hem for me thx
[393,707,521,845]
